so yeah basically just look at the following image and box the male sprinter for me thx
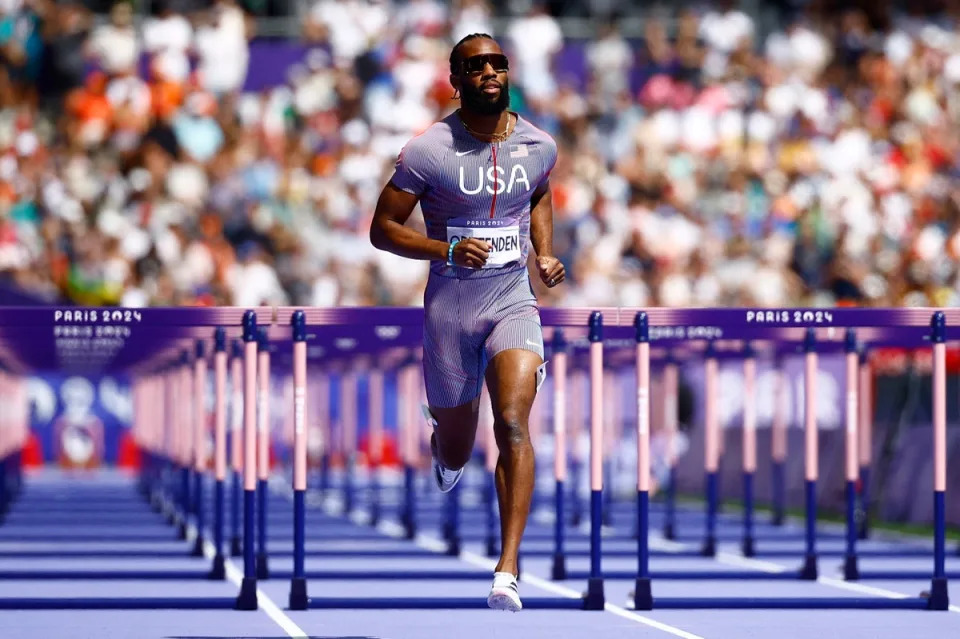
[369,33,564,611]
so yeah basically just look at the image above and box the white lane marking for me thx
[457,550,706,639]
[193,530,309,638]
[713,546,960,614]
[374,518,703,639]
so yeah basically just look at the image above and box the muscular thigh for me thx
[485,348,543,428]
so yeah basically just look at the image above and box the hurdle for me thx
[617,309,950,609]
[0,305,955,613]
[269,307,606,610]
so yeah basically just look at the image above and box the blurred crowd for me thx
[0,0,959,309]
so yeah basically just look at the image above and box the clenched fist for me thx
[450,239,492,269]
[536,255,565,288]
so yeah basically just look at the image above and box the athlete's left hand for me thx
[537,256,565,288]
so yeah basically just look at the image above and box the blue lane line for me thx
[0,598,237,610]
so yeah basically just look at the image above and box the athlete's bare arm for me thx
[529,181,565,287]
[370,182,492,269]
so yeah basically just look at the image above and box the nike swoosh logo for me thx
[455,150,474,156]
[526,339,542,348]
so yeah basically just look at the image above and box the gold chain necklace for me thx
[458,111,514,143]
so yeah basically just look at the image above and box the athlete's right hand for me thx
[451,239,492,268]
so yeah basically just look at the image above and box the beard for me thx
[460,77,510,115]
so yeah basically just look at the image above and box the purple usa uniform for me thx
[390,111,558,408]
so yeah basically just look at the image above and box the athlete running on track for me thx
[369,33,564,611]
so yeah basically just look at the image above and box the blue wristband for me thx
[447,239,460,266]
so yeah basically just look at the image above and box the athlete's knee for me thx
[437,438,473,471]
[493,411,530,450]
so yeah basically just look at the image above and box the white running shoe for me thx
[422,404,464,493]
[487,572,522,611]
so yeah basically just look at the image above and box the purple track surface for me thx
[0,470,958,639]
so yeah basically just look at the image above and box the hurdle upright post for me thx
[256,327,271,580]
[192,339,208,557]
[702,340,718,558]
[771,352,787,526]
[482,385,498,558]
[399,354,418,540]
[929,312,949,610]
[742,341,757,558]
[663,354,678,540]
[236,310,259,610]
[633,312,652,611]
[289,310,309,610]
[230,339,243,557]
[843,328,859,581]
[178,350,192,541]
[857,346,872,540]
[586,310,605,610]
[210,328,228,579]
[551,328,568,580]
[368,367,384,527]
[800,327,819,580]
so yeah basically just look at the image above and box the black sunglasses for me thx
[460,53,509,76]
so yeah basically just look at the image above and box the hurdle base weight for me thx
[551,553,566,581]
[230,536,242,557]
[742,536,755,558]
[843,555,859,581]
[584,578,604,610]
[632,578,653,611]
[700,537,716,557]
[485,535,498,557]
[445,537,461,557]
[256,553,270,579]
[289,578,309,610]
[662,523,675,540]
[177,520,188,540]
[800,554,818,580]
[209,555,226,580]
[926,578,949,610]
[191,534,205,557]
[236,577,258,610]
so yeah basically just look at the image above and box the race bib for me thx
[446,217,521,268]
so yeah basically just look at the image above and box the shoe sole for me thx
[487,591,522,612]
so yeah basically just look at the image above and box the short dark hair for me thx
[449,33,496,74]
